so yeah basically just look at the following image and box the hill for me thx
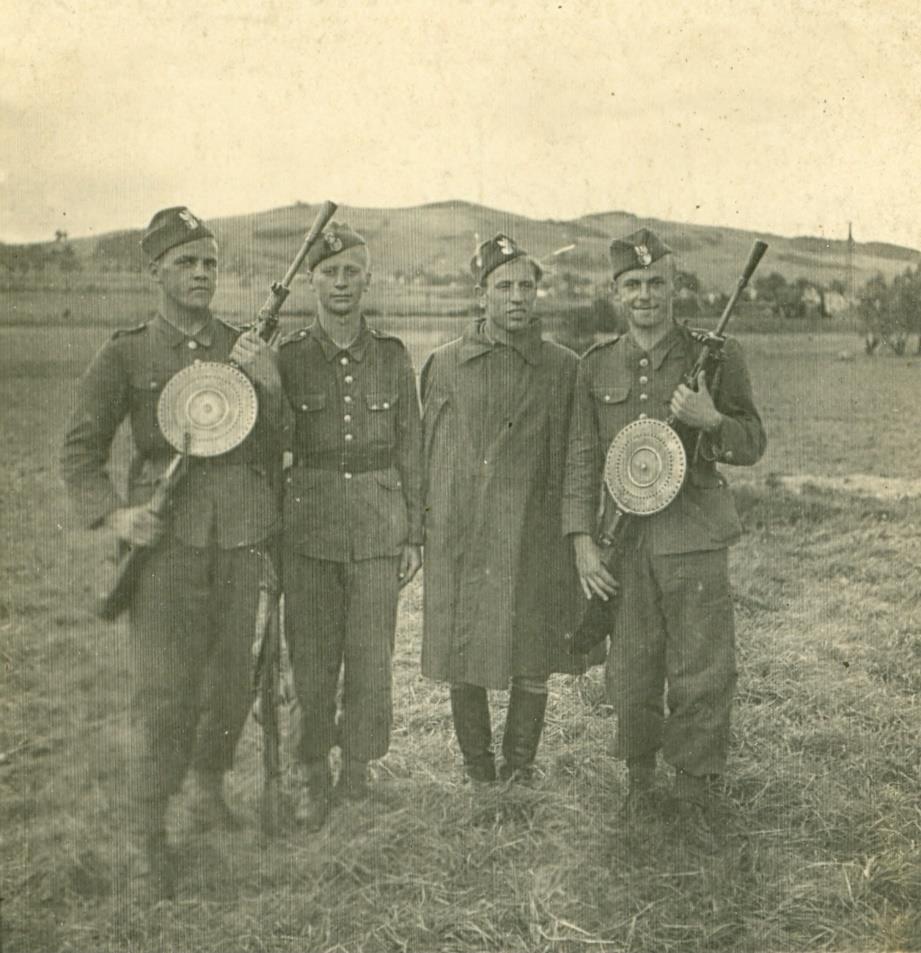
[5,200,917,292]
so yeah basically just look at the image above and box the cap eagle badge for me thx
[634,244,653,267]
[178,209,199,231]
[497,237,516,256]
[324,232,344,252]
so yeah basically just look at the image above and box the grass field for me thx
[2,318,920,952]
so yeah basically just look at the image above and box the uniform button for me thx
[371,404,379,410]
[149,381,158,390]
[187,340,198,350]
[343,471,353,480]
[724,450,734,462]
[344,414,352,423]
[382,402,390,409]
[603,395,612,403]
[344,374,354,384]
[344,395,353,404]
[193,358,202,366]
[301,404,309,411]
[638,413,648,419]
[639,357,649,368]
[639,393,648,401]
[639,375,648,384]
[340,356,349,366]
[344,433,354,442]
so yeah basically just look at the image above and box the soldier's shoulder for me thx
[109,320,149,341]
[581,333,623,361]
[369,327,409,349]
[278,326,312,348]
[542,337,580,367]
[427,335,464,360]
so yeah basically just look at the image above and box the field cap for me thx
[609,227,672,280]
[471,233,542,287]
[306,222,367,270]
[141,207,214,261]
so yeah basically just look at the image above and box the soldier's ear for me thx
[148,258,162,284]
[475,284,486,308]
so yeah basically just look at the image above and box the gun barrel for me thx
[714,240,769,336]
[280,200,338,289]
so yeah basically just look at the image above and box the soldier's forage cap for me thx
[609,228,672,280]
[306,222,367,271]
[471,233,542,287]
[141,207,214,261]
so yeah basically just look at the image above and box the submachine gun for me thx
[96,199,338,837]
[565,240,768,656]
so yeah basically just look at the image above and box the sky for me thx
[1,0,919,247]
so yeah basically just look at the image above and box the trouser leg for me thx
[606,541,667,764]
[450,683,495,782]
[192,544,270,774]
[500,676,548,781]
[128,538,212,836]
[339,556,401,765]
[282,554,346,764]
[656,548,737,779]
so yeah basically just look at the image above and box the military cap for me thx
[609,227,672,280]
[471,233,542,287]
[306,222,367,271]
[140,206,214,261]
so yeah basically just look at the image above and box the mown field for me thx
[2,313,920,952]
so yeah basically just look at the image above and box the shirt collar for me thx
[309,317,372,362]
[152,312,214,349]
[458,319,543,365]
[623,322,684,370]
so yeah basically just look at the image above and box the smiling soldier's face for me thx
[613,255,674,333]
[479,257,539,335]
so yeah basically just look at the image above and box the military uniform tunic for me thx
[563,323,766,775]
[277,319,422,764]
[421,320,583,690]
[60,313,282,834]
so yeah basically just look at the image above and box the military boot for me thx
[337,759,370,802]
[620,755,657,822]
[498,685,547,783]
[674,770,720,854]
[127,831,177,905]
[450,684,496,782]
[293,760,332,832]
[186,769,239,833]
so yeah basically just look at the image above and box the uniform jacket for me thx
[277,319,423,562]
[60,313,281,549]
[420,320,584,689]
[563,323,766,555]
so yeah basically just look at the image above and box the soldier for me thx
[277,222,423,831]
[421,233,583,785]
[60,207,284,901]
[564,229,766,848]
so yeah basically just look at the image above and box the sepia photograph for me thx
[2,1,920,950]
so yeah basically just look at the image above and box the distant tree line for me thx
[858,265,921,355]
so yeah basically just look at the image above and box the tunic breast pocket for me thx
[365,392,398,437]
[590,383,631,442]
[129,371,173,452]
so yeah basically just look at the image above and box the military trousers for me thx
[127,534,271,835]
[282,553,401,764]
[607,542,737,777]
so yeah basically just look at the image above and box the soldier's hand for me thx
[398,544,422,588]
[107,506,163,547]
[231,331,282,395]
[670,371,723,432]
[573,534,619,602]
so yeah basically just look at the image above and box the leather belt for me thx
[296,450,393,473]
